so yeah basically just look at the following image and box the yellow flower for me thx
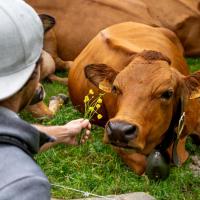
[97,114,103,119]
[88,107,94,112]
[96,104,101,109]
[89,89,94,95]
[84,95,89,103]
[97,98,102,104]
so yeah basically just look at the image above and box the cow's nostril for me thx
[106,121,138,143]
[124,125,138,140]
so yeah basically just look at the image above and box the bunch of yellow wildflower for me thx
[83,89,104,120]
[78,89,104,144]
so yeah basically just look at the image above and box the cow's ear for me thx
[185,71,200,99]
[39,14,56,33]
[84,64,118,93]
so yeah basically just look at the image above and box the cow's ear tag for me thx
[99,79,112,93]
[189,87,200,99]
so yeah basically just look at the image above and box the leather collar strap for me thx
[155,123,177,153]
[172,111,185,166]
[0,135,33,158]
[155,97,185,166]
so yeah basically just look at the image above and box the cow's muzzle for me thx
[29,84,45,105]
[105,120,138,146]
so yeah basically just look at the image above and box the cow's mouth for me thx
[110,141,141,153]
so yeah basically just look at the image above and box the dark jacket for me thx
[0,106,54,200]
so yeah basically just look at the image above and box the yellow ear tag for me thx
[99,80,112,93]
[189,88,200,99]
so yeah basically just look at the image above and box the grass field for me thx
[20,57,200,200]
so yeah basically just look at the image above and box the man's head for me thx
[0,0,44,111]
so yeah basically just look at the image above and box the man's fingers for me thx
[70,118,91,130]
[80,119,91,129]
[87,123,91,130]
[81,139,85,144]
[72,118,84,123]
[84,135,89,140]
[85,129,90,136]
[80,129,91,144]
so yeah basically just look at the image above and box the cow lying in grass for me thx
[68,22,200,176]
[26,15,67,119]
[26,0,200,73]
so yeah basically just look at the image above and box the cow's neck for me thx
[155,97,185,166]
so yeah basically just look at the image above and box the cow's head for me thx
[84,50,200,155]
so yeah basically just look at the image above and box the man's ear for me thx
[39,14,56,33]
[184,71,200,99]
[84,64,118,93]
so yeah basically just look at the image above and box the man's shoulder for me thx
[0,106,53,155]
[0,174,51,200]
[0,144,50,190]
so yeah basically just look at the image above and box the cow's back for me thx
[68,22,189,117]
[27,0,200,60]
[26,0,160,61]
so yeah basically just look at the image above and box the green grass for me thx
[20,58,200,200]
[186,58,200,72]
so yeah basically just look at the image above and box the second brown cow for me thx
[27,0,200,72]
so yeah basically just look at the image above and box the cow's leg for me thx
[26,101,53,119]
[114,148,146,175]
[47,61,73,85]
[44,29,71,71]
[48,74,68,85]
[44,30,73,84]
[39,50,56,81]
[48,94,68,114]
[26,83,54,119]
[53,57,72,71]
[27,94,68,119]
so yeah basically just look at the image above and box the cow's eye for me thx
[161,90,174,100]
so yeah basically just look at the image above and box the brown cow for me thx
[26,15,67,118]
[26,0,200,71]
[25,50,55,119]
[26,50,68,118]
[68,22,200,176]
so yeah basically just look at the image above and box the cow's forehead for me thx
[115,61,176,90]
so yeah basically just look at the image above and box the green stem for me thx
[77,129,85,145]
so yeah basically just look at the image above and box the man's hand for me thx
[60,118,91,145]
[33,118,91,152]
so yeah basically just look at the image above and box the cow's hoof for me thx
[57,93,69,104]
[49,94,69,114]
